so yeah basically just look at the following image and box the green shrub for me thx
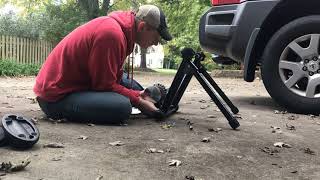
[0,59,40,76]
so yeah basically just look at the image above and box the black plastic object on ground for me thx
[0,127,8,146]
[1,114,40,148]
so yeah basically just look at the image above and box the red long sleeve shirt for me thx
[33,11,141,104]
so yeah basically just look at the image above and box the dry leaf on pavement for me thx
[78,135,88,140]
[208,128,222,132]
[43,143,64,148]
[260,147,280,155]
[199,99,206,103]
[288,115,297,120]
[109,141,124,146]
[200,105,209,109]
[96,175,103,180]
[201,137,210,143]
[274,110,287,114]
[303,148,315,155]
[207,115,217,118]
[286,124,296,130]
[0,157,31,172]
[168,160,182,167]
[274,142,292,148]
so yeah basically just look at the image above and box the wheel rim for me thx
[279,34,320,98]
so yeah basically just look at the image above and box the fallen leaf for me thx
[199,99,206,103]
[146,148,157,153]
[109,141,124,146]
[87,123,95,127]
[161,122,175,129]
[51,157,61,161]
[234,115,242,119]
[27,97,37,104]
[1,157,31,172]
[274,110,287,114]
[288,115,297,120]
[201,137,210,143]
[187,121,194,125]
[78,135,88,140]
[96,175,103,180]
[309,114,316,118]
[260,147,280,155]
[291,170,298,174]
[208,128,222,132]
[271,126,281,130]
[146,148,164,153]
[200,105,209,109]
[286,124,296,130]
[43,143,64,148]
[157,150,164,153]
[185,175,195,180]
[274,142,292,148]
[303,148,315,155]
[30,118,38,124]
[168,160,181,167]
[236,155,243,159]
[48,118,67,124]
[189,125,193,131]
[207,115,217,118]
[271,126,281,133]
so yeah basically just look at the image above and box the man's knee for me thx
[115,96,132,121]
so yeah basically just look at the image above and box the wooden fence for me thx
[0,35,54,65]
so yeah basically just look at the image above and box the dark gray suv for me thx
[199,0,320,114]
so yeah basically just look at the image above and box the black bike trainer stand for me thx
[157,48,240,129]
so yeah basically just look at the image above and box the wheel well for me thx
[252,0,320,65]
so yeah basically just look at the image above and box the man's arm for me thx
[88,28,141,104]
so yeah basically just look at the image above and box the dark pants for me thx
[37,73,144,124]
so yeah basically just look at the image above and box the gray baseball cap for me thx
[135,5,172,41]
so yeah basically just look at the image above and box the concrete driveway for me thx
[0,74,319,180]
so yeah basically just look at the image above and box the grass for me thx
[153,68,177,75]
[0,59,41,76]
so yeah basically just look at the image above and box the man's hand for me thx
[137,96,159,113]
[140,90,157,103]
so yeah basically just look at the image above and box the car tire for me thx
[261,15,320,115]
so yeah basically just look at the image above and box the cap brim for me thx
[159,28,172,41]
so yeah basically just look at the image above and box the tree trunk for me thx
[102,0,110,14]
[140,48,147,68]
[77,0,99,20]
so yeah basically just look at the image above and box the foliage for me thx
[77,0,111,19]
[151,0,211,66]
[0,0,240,70]
[0,59,40,76]
[0,10,44,39]
[42,1,88,43]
